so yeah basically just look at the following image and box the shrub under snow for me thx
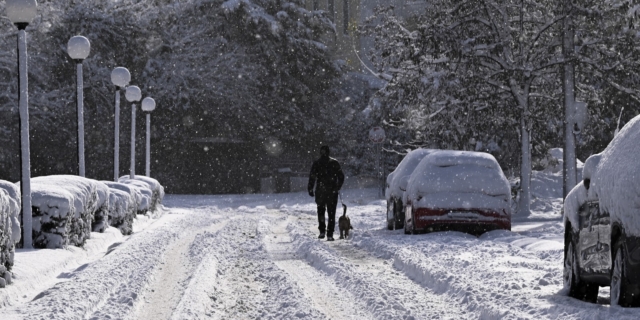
[101,182,137,235]
[118,176,165,214]
[92,182,111,233]
[30,175,102,248]
[0,180,20,287]
[103,181,146,215]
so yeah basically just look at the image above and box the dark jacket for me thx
[308,155,345,200]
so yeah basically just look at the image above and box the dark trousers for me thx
[316,192,338,236]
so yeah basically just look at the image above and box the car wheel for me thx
[404,207,414,235]
[394,199,404,229]
[611,240,635,307]
[564,241,598,303]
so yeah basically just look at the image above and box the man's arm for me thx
[308,161,317,196]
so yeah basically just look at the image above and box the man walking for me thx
[308,146,345,241]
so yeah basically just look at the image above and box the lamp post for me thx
[125,86,142,179]
[7,0,37,249]
[67,36,90,177]
[141,97,156,177]
[110,67,131,181]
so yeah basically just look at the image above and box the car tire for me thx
[404,207,414,235]
[611,239,635,307]
[564,241,598,303]
[394,199,404,229]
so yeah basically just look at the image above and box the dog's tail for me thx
[342,203,347,217]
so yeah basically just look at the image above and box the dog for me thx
[338,203,353,239]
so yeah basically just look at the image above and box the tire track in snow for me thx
[263,216,373,320]
[135,217,232,320]
[284,218,469,319]
[181,214,325,319]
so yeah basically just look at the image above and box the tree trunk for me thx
[517,104,532,216]
[509,79,532,216]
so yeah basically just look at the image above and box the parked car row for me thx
[386,149,511,235]
[563,114,640,307]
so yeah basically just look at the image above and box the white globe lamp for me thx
[125,86,142,102]
[6,0,37,27]
[111,67,131,88]
[67,36,90,61]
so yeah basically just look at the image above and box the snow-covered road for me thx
[1,189,639,319]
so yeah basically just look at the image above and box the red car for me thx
[403,150,511,235]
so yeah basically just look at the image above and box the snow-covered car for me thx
[563,114,640,307]
[563,153,605,304]
[403,150,511,235]
[385,148,435,230]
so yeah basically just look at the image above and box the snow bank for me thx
[405,150,511,208]
[0,181,20,286]
[29,175,102,248]
[590,114,640,236]
[518,147,584,220]
[118,176,164,214]
[386,148,435,202]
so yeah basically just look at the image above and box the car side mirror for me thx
[584,178,590,190]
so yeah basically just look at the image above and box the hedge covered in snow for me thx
[118,176,165,214]
[10,175,164,250]
[0,180,20,287]
[30,175,103,248]
[102,182,138,235]
[92,182,110,233]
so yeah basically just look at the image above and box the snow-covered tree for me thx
[364,1,567,215]
[0,0,346,190]
[570,0,640,159]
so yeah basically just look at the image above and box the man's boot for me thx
[318,231,325,239]
[327,234,334,241]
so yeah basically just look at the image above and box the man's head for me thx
[320,146,330,157]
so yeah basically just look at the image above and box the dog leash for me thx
[339,192,347,216]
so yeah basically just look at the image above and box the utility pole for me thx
[562,0,577,198]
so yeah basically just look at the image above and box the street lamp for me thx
[7,0,37,249]
[111,67,131,181]
[67,35,90,177]
[125,86,142,179]
[141,97,156,177]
